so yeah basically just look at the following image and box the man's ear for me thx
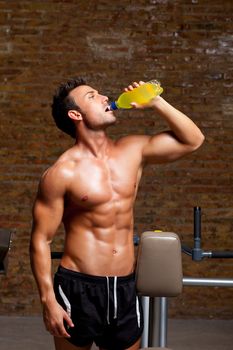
[68,110,82,121]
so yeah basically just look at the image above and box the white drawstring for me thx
[106,276,118,323]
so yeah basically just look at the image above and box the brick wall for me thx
[0,0,233,318]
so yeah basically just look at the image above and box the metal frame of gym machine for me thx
[140,207,233,348]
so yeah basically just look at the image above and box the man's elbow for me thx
[186,131,205,153]
[192,132,205,151]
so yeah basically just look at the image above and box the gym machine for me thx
[138,207,233,349]
[0,229,12,274]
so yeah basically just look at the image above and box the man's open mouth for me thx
[105,105,111,112]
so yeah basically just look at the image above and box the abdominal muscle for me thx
[60,207,136,277]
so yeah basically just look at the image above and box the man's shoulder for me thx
[40,151,78,189]
[115,134,150,148]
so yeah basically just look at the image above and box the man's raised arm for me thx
[125,81,204,164]
[141,95,205,164]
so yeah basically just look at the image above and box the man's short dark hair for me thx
[52,77,86,138]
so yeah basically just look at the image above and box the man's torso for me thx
[51,136,146,276]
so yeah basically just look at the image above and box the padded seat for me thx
[136,231,183,297]
[136,231,183,350]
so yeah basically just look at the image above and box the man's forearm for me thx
[151,96,204,147]
[30,239,56,304]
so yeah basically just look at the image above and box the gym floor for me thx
[0,316,232,350]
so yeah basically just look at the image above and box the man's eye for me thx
[89,95,95,99]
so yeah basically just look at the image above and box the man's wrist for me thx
[150,95,165,110]
[40,290,56,305]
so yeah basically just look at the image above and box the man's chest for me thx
[66,157,141,207]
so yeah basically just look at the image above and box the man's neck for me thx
[75,129,112,159]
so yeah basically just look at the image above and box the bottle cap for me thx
[110,101,118,110]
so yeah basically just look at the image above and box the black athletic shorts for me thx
[54,266,144,349]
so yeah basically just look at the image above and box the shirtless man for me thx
[30,78,204,350]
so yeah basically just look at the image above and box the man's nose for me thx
[101,95,109,103]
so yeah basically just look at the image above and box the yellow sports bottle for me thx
[110,80,163,110]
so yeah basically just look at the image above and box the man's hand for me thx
[124,81,161,109]
[43,299,74,338]
[123,81,145,92]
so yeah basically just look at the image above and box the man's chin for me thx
[105,115,117,126]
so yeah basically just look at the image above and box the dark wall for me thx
[0,0,233,318]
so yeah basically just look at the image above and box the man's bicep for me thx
[31,176,65,243]
[32,197,64,240]
[33,166,66,233]
[142,131,191,164]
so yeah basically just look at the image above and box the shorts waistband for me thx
[57,265,135,284]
